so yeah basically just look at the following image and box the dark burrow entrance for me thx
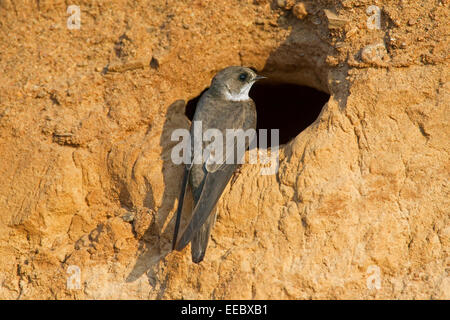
[185,81,330,147]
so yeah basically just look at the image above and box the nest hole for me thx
[185,81,330,147]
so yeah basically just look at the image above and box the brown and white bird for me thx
[172,66,265,263]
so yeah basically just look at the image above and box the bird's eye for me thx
[238,73,247,81]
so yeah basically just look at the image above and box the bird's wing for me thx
[172,120,196,250]
[174,99,256,252]
[171,165,191,250]
[174,162,237,251]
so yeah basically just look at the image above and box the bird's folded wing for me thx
[172,166,191,250]
[174,163,237,251]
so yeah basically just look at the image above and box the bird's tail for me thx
[191,210,216,263]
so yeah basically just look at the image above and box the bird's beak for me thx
[254,75,267,81]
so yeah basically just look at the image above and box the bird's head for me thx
[210,66,266,101]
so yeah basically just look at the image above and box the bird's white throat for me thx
[224,82,253,101]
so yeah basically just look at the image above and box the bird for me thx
[172,66,265,263]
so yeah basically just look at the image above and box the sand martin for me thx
[172,66,265,263]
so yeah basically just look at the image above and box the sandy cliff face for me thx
[0,0,448,299]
